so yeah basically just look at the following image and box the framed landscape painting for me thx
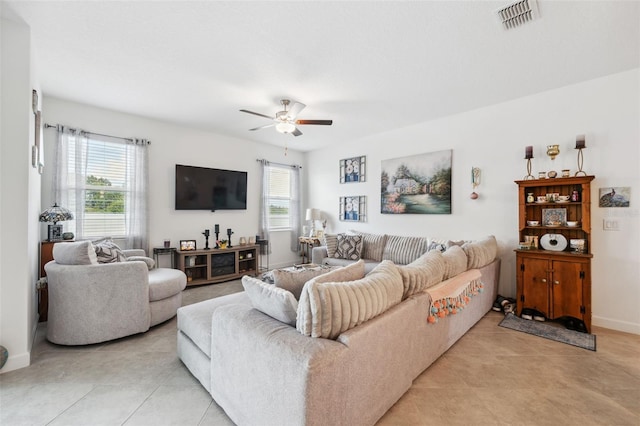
[381,149,452,214]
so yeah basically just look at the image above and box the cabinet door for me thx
[521,257,550,316]
[551,260,583,320]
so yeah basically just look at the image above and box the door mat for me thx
[499,313,596,351]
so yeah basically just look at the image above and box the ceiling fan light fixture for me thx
[275,121,296,134]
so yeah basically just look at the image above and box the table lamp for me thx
[39,203,73,241]
[305,208,321,237]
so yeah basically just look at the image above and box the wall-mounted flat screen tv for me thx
[175,164,248,211]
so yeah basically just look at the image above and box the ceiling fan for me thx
[240,99,333,137]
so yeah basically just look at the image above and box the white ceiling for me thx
[3,1,639,152]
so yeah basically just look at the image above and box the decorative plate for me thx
[540,233,568,251]
[542,208,567,226]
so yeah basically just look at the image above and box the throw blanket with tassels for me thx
[426,269,483,324]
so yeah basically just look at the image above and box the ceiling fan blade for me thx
[287,102,306,119]
[249,123,275,131]
[240,109,273,120]
[292,128,303,137]
[295,119,333,126]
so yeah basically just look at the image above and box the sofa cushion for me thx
[272,266,339,300]
[177,292,250,357]
[94,239,126,263]
[148,268,187,302]
[323,233,339,258]
[442,245,468,279]
[462,235,498,269]
[52,240,98,265]
[349,231,387,262]
[382,235,429,265]
[397,250,445,299]
[333,234,363,260]
[297,260,404,339]
[242,276,298,326]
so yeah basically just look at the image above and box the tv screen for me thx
[175,164,248,211]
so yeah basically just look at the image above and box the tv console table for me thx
[175,245,259,286]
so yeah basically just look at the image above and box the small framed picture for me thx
[339,196,367,222]
[339,156,366,183]
[180,240,197,251]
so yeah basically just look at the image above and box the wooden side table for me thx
[298,236,321,264]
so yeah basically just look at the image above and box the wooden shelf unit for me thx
[175,245,259,286]
[514,175,595,332]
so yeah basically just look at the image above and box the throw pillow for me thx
[397,250,446,299]
[297,260,404,339]
[324,233,339,258]
[93,239,126,263]
[127,256,156,270]
[52,240,98,265]
[427,241,446,253]
[272,266,338,300]
[462,235,498,269]
[307,259,366,285]
[242,276,298,326]
[333,234,363,260]
[442,245,468,280]
[349,230,387,262]
[382,235,429,265]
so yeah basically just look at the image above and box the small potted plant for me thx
[217,239,228,249]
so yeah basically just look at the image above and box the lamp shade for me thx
[306,208,321,221]
[39,203,73,224]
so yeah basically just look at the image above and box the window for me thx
[55,128,148,247]
[267,165,292,230]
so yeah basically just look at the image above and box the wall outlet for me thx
[603,219,620,231]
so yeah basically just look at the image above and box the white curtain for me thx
[124,139,149,250]
[258,159,271,254]
[289,165,302,252]
[53,126,149,251]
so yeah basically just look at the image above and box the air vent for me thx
[497,0,539,29]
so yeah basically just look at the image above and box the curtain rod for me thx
[44,123,151,145]
[256,158,302,169]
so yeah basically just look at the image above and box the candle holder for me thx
[524,146,535,180]
[574,135,587,176]
[202,229,210,250]
[226,228,234,248]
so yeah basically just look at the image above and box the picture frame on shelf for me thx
[339,196,366,222]
[339,156,366,183]
[180,240,197,251]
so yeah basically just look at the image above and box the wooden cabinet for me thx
[515,175,594,332]
[175,245,259,286]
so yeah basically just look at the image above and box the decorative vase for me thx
[239,237,247,246]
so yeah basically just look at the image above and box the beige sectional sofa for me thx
[177,234,500,426]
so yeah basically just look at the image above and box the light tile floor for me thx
[1,280,639,425]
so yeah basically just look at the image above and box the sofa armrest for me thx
[45,261,151,344]
[209,304,349,426]
[311,246,328,265]
[123,249,146,258]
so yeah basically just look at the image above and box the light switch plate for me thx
[603,219,620,231]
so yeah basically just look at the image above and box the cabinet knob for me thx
[554,280,560,285]
[541,278,547,283]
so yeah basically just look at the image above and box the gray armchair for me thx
[45,241,186,345]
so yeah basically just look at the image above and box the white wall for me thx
[0,17,42,373]
[41,97,304,270]
[306,69,640,334]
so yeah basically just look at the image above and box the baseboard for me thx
[592,315,640,335]
[0,351,31,374]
